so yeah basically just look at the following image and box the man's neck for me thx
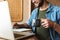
[40,1,49,11]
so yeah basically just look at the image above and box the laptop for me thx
[0,1,14,40]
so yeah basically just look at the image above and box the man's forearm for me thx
[18,23,31,28]
[13,23,31,29]
[53,22,60,34]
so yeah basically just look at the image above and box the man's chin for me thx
[35,4,39,7]
[38,4,43,8]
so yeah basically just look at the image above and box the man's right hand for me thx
[13,23,31,29]
[13,23,19,29]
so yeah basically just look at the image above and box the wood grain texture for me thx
[7,0,22,22]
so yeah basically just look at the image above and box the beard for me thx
[38,0,44,8]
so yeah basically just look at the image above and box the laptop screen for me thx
[0,1,14,40]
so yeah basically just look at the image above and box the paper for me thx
[13,28,31,32]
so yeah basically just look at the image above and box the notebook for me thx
[0,1,14,40]
[13,28,31,32]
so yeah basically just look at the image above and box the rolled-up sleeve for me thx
[56,8,60,24]
[26,8,38,32]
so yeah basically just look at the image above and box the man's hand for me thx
[13,23,31,29]
[41,18,53,28]
[13,23,19,29]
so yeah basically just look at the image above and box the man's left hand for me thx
[41,18,53,28]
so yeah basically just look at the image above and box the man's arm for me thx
[53,22,60,35]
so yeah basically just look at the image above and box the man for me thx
[14,0,60,40]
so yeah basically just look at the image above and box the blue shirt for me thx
[26,3,60,40]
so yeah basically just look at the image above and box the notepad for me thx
[13,28,31,32]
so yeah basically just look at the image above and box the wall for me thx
[12,0,31,24]
[48,0,60,6]
[22,0,31,23]
[0,0,4,1]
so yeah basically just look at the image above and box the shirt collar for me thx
[46,3,53,13]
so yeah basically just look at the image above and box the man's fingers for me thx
[41,22,49,28]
